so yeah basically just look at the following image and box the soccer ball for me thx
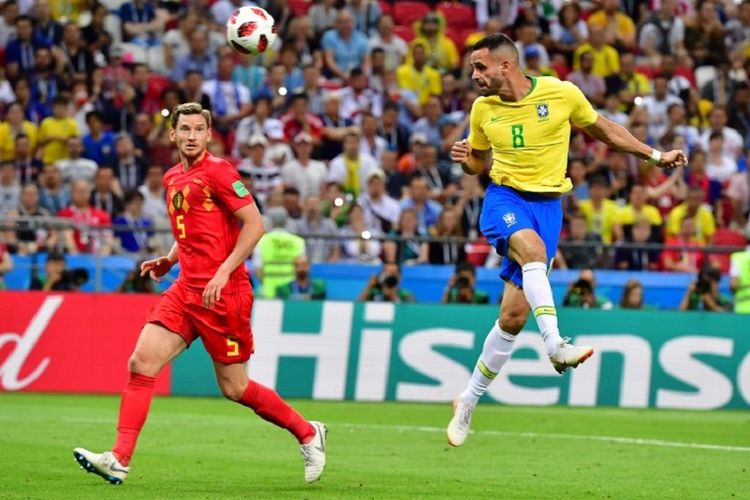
[226,6,277,55]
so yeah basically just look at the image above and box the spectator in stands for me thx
[0,0,19,48]
[638,0,685,59]
[298,64,325,115]
[254,206,306,298]
[412,96,443,148]
[726,0,750,49]
[729,229,750,313]
[281,93,324,145]
[322,9,370,81]
[118,260,156,293]
[619,279,645,310]
[705,133,738,183]
[377,101,410,157]
[563,270,613,309]
[396,42,441,106]
[81,111,115,167]
[641,74,684,142]
[57,179,113,255]
[358,168,400,233]
[81,2,113,57]
[91,166,124,219]
[565,50,605,107]
[283,186,304,224]
[202,55,252,137]
[276,255,327,300]
[559,213,603,270]
[384,207,428,265]
[726,158,749,228]
[263,118,294,169]
[442,261,489,304]
[700,107,745,160]
[55,137,97,186]
[667,186,717,244]
[3,182,50,255]
[0,102,37,162]
[233,96,277,158]
[38,164,69,214]
[359,260,415,303]
[410,12,458,74]
[369,14,407,72]
[179,70,212,114]
[598,93,628,127]
[454,174,484,240]
[587,0,636,50]
[662,217,706,272]
[171,28,217,82]
[113,189,152,254]
[276,45,304,93]
[13,77,46,126]
[309,0,339,36]
[416,143,454,202]
[604,52,650,107]
[113,133,147,194]
[282,132,327,198]
[338,203,382,263]
[614,219,660,271]
[340,68,376,121]
[38,96,79,166]
[5,15,50,81]
[0,161,21,217]
[684,0,726,67]
[282,15,322,70]
[138,164,165,223]
[163,9,199,71]
[12,134,42,185]
[680,265,732,312]
[359,112,387,162]
[400,174,442,235]
[118,0,162,47]
[644,163,686,217]
[347,0,380,36]
[58,21,96,89]
[659,103,700,153]
[573,24,619,78]
[579,175,621,244]
[328,130,377,197]
[618,185,663,233]
[428,206,465,265]
[550,2,588,66]
[298,194,340,263]
[29,251,88,291]
[238,134,282,207]
[514,21,550,71]
[727,82,750,150]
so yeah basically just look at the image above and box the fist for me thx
[451,139,471,164]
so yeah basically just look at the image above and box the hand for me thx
[140,256,174,281]
[202,269,229,308]
[659,149,688,169]
[451,139,471,164]
[367,274,379,288]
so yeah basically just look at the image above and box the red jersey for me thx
[57,206,111,253]
[163,152,254,292]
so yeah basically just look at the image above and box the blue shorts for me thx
[480,184,563,288]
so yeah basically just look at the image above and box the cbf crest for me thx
[503,212,517,227]
[536,102,550,121]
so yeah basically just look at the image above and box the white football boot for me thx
[446,398,475,447]
[550,337,594,374]
[73,448,129,484]
[300,421,327,483]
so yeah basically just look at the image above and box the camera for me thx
[54,268,89,291]
[455,276,471,289]
[382,275,399,288]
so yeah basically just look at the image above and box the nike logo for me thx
[490,116,501,123]
[111,465,129,474]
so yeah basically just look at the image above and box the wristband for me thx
[647,149,662,166]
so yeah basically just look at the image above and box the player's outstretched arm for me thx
[140,242,178,281]
[451,139,492,175]
[202,203,264,308]
[583,115,688,169]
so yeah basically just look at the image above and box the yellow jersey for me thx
[0,121,38,161]
[396,63,442,105]
[617,204,663,226]
[666,203,716,244]
[38,117,79,165]
[579,198,620,244]
[572,43,620,78]
[468,76,599,193]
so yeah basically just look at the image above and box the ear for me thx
[168,127,175,143]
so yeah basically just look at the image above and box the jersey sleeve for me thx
[467,99,491,151]
[563,81,599,129]
[210,163,255,213]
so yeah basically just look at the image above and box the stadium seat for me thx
[392,1,432,26]
[711,228,746,273]
[288,0,311,16]
[104,14,122,45]
[694,66,717,91]
[445,27,465,54]
[393,25,416,43]
[378,1,392,16]
[436,2,476,30]
[118,42,148,64]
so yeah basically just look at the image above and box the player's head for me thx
[470,33,520,95]
[169,102,212,162]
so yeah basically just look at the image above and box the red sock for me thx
[112,372,156,466]
[239,380,315,444]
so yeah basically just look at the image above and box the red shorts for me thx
[145,281,254,364]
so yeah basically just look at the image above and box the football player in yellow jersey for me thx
[447,34,687,447]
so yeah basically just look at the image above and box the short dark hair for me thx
[53,95,68,107]
[124,189,144,204]
[85,110,103,124]
[472,33,519,60]
[455,261,476,276]
[283,186,300,197]
[588,174,609,188]
[709,131,723,141]
[382,101,399,114]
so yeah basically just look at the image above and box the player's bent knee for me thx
[219,381,246,402]
[499,311,526,335]
[128,350,161,377]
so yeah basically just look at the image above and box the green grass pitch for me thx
[0,393,748,499]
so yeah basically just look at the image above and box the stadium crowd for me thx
[0,0,750,301]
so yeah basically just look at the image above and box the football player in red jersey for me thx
[74,103,327,485]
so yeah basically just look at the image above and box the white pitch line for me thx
[339,422,750,453]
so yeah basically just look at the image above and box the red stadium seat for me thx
[445,27,465,54]
[393,25,416,43]
[392,1,432,26]
[436,2,476,30]
[378,1,392,17]
[288,0,311,16]
[710,228,746,273]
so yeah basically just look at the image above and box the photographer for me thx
[29,252,89,292]
[679,265,732,312]
[442,262,489,304]
[359,261,415,303]
[563,269,614,310]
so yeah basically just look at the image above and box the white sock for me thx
[521,262,562,357]
[460,321,516,405]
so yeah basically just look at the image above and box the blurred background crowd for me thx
[0,0,749,308]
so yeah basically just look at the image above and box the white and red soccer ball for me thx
[226,6,277,56]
